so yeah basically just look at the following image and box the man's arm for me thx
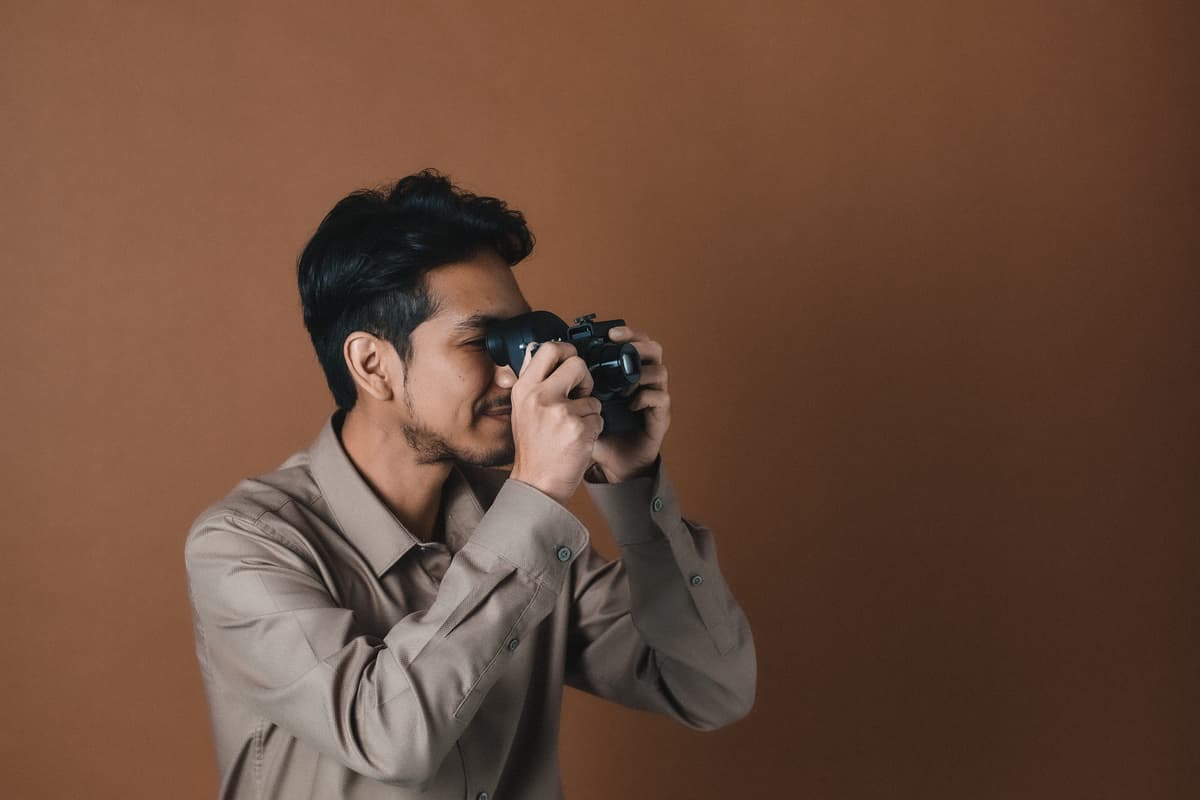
[184,478,587,790]
[563,456,757,730]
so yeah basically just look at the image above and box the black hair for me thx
[297,168,534,411]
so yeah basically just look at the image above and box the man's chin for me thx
[457,434,515,469]
[463,449,515,469]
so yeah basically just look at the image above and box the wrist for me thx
[509,469,571,506]
[593,457,657,484]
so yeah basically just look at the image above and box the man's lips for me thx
[483,407,512,417]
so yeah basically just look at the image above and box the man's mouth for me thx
[483,407,512,417]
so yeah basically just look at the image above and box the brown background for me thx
[2,1,1196,798]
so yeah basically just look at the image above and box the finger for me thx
[635,363,669,390]
[630,388,671,439]
[573,408,604,441]
[608,325,645,342]
[610,325,661,350]
[567,396,604,418]
[519,340,575,382]
[629,387,671,413]
[544,354,595,399]
[626,338,663,365]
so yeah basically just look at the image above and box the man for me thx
[183,169,756,799]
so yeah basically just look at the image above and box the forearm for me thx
[576,460,757,728]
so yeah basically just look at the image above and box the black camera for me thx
[483,311,645,435]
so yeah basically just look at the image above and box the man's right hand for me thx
[507,341,604,505]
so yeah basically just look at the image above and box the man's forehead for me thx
[421,258,531,330]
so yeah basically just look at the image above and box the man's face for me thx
[390,248,532,467]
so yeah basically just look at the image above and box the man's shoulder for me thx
[185,449,323,557]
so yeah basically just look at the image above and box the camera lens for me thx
[585,341,641,397]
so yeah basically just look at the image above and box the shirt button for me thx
[507,637,519,652]
[556,545,572,562]
[651,496,664,512]
[690,574,704,586]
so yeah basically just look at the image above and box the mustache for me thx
[481,399,512,415]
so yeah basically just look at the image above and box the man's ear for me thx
[344,332,399,402]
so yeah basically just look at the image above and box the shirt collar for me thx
[307,409,490,577]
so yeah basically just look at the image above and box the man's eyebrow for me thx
[451,313,505,333]
[452,310,531,333]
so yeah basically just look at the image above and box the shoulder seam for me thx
[191,500,305,559]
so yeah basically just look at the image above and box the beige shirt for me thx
[184,409,756,799]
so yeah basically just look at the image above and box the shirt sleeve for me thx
[183,478,588,790]
[565,456,757,730]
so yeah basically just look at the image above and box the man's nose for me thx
[494,362,518,388]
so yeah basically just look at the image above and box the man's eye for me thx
[465,339,485,347]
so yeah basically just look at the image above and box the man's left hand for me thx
[590,325,671,483]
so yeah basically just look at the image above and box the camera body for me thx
[484,311,645,435]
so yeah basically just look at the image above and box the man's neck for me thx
[337,407,452,544]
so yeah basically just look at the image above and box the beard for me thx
[399,386,515,468]
[401,419,515,468]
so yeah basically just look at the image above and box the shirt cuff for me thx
[466,478,590,592]
[583,455,682,547]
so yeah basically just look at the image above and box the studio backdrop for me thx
[2,2,1195,798]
